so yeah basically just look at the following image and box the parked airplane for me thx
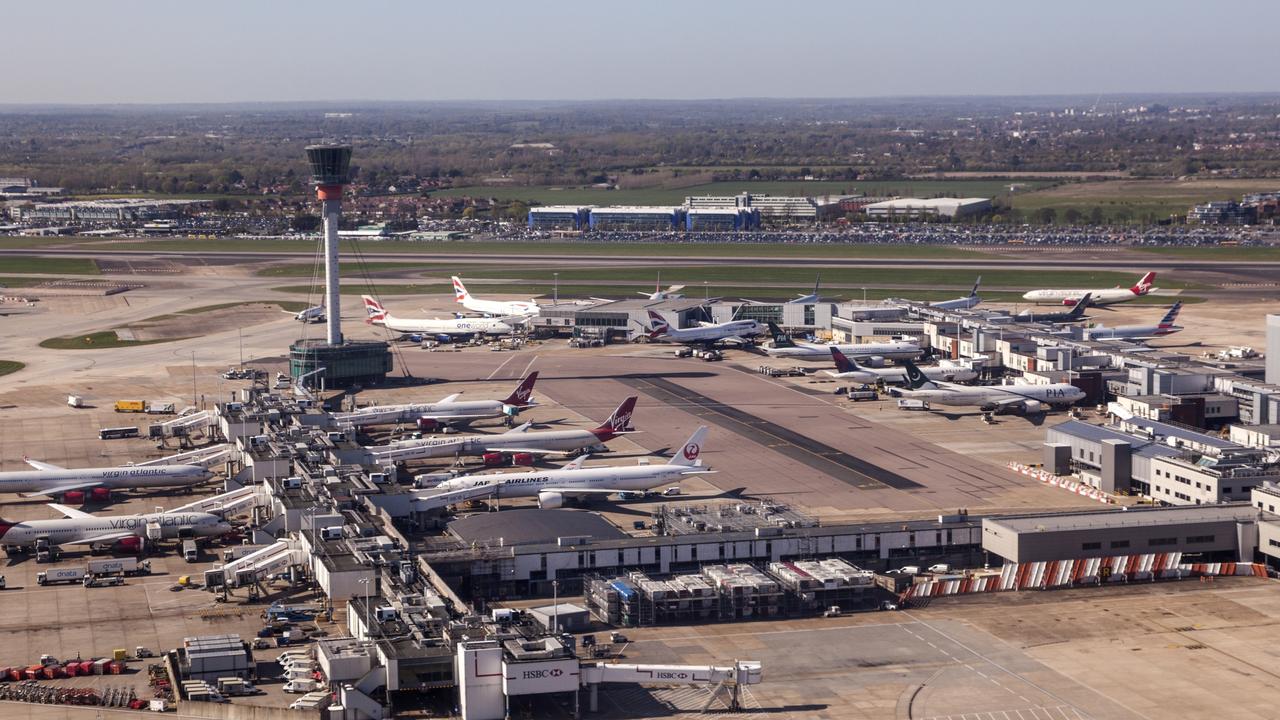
[332,372,539,429]
[760,323,923,362]
[929,277,982,310]
[1022,271,1157,306]
[372,397,637,463]
[744,275,824,305]
[891,360,1085,414]
[640,273,685,300]
[1008,293,1094,323]
[824,348,977,384]
[645,310,763,346]
[419,426,711,509]
[362,296,515,336]
[0,460,212,501]
[0,502,231,553]
[1085,302,1184,341]
[451,276,539,316]
[287,300,325,324]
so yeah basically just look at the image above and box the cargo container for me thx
[145,402,176,415]
[114,400,145,413]
[67,395,85,408]
[37,568,86,585]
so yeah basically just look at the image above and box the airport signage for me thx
[503,658,579,695]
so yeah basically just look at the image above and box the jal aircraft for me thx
[1022,271,1157,306]
[331,372,539,429]
[417,426,711,510]
[645,310,763,346]
[362,296,515,336]
[371,397,637,463]
[0,459,212,500]
[451,276,539,316]
[0,502,231,553]
[891,360,1085,414]
[1085,302,1184,341]
[760,323,922,362]
[824,347,977,384]
[928,277,982,310]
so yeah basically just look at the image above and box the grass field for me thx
[433,179,1053,205]
[0,360,24,378]
[1011,178,1280,222]
[0,276,45,288]
[0,256,100,275]
[1135,246,1280,260]
[38,331,187,350]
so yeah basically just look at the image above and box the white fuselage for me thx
[764,341,922,361]
[334,399,508,427]
[461,297,539,317]
[373,428,610,462]
[434,463,689,497]
[0,465,210,495]
[0,512,230,547]
[374,314,513,335]
[1021,288,1142,306]
[1085,324,1183,341]
[929,295,981,311]
[657,320,763,344]
[827,363,977,384]
[898,382,1085,408]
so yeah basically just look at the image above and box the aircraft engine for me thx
[416,418,441,432]
[537,491,564,509]
[61,490,86,504]
[513,453,535,467]
[115,536,143,554]
[89,487,112,503]
[482,452,505,467]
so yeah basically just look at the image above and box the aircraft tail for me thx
[901,359,935,390]
[969,275,982,298]
[1131,271,1157,295]
[830,346,859,374]
[645,310,671,339]
[667,426,709,466]
[1067,292,1093,319]
[451,276,472,303]
[593,396,637,437]
[361,295,387,324]
[1158,301,1183,329]
[501,371,539,408]
[766,322,794,347]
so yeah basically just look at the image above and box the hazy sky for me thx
[7,1,1276,104]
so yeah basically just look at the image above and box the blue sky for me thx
[7,0,1276,103]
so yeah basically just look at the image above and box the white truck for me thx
[37,568,87,585]
[183,539,199,563]
[283,678,319,694]
[87,557,152,576]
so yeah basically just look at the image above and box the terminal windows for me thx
[1186,535,1216,544]
[1270,539,1280,549]
[1148,537,1178,547]
[1111,540,1130,549]
[1081,542,1102,551]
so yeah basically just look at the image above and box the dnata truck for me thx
[38,568,87,586]
[87,557,152,576]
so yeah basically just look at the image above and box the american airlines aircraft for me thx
[760,323,922,362]
[1085,302,1184,341]
[645,311,763,346]
[331,373,538,429]
[0,502,231,553]
[1022,271,1157,306]
[451,276,539,316]
[417,426,711,510]
[1,459,211,500]
[824,347,977,384]
[891,360,1085,415]
[371,397,637,463]
[362,296,515,336]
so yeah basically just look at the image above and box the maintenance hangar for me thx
[981,504,1266,565]
[527,206,591,230]
[587,206,684,230]
[863,197,992,221]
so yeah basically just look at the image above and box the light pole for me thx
[861,287,867,303]
[554,273,559,304]
[358,577,373,637]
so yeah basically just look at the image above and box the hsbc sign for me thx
[503,659,579,695]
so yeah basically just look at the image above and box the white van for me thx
[283,678,319,694]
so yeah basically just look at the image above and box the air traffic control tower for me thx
[288,145,392,388]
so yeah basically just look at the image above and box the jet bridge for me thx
[176,486,263,517]
[132,443,231,469]
[157,409,215,437]
[214,540,302,590]
[580,660,763,713]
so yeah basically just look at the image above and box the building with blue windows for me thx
[587,206,684,231]
[685,208,758,231]
[527,206,591,230]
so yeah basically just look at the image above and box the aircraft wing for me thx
[19,481,104,499]
[419,412,502,423]
[24,458,65,472]
[437,393,462,404]
[413,484,498,512]
[504,422,534,434]
[718,336,752,347]
[540,487,625,496]
[47,503,94,520]
[67,531,135,547]
[479,446,566,456]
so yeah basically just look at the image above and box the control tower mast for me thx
[305,144,352,346]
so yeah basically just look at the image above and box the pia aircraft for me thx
[1022,271,1157,306]
[1008,293,1093,324]
[1,459,211,500]
[331,373,538,429]
[451,276,539,316]
[824,348,977,384]
[0,502,231,553]
[891,360,1085,414]
[929,277,982,310]
[362,296,515,336]
[1085,302,1184,341]
[645,311,763,346]
[417,426,711,510]
[760,323,922,362]
[372,397,637,463]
